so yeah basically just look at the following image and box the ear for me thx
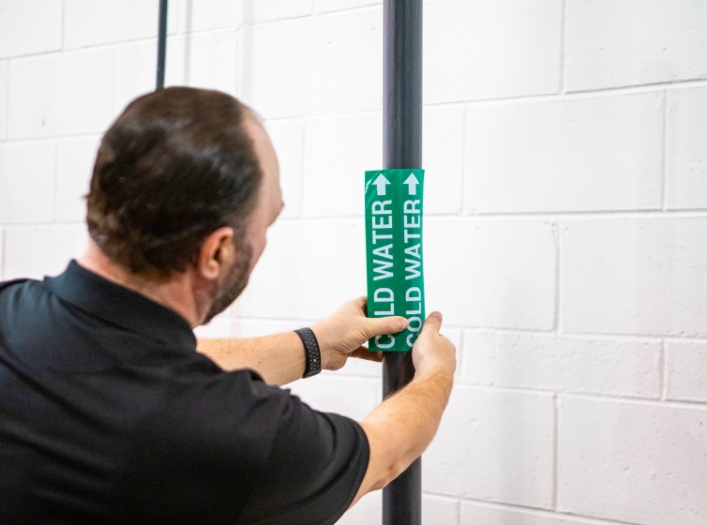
[197,226,235,281]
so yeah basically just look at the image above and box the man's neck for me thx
[77,241,202,328]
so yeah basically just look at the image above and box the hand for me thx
[312,297,408,371]
[412,311,456,380]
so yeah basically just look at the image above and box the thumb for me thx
[419,311,443,338]
[365,316,408,338]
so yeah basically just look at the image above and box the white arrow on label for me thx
[372,173,391,196]
[404,173,419,195]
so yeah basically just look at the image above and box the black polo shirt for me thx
[0,261,369,525]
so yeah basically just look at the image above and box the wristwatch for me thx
[294,327,322,378]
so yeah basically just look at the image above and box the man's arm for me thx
[197,297,408,386]
[351,311,456,506]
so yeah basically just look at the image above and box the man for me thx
[0,87,456,524]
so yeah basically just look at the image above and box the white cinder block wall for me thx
[1,0,706,523]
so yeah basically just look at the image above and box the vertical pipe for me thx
[382,1,422,524]
[156,0,169,90]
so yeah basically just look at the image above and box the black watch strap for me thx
[294,327,322,378]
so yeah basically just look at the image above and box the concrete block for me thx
[423,104,464,215]
[302,112,381,217]
[166,29,239,96]
[114,41,158,115]
[252,0,311,22]
[234,219,366,320]
[565,0,707,91]
[424,386,555,508]
[9,49,114,139]
[462,332,661,398]
[174,0,243,33]
[56,135,101,223]
[4,225,88,280]
[424,0,562,104]
[461,502,625,525]
[666,86,707,209]
[288,375,379,422]
[316,0,380,14]
[0,141,56,224]
[64,0,167,49]
[562,218,707,337]
[0,0,62,59]
[425,219,556,330]
[265,119,304,218]
[558,396,707,524]
[0,60,7,141]
[465,93,663,213]
[666,341,707,403]
[249,8,381,118]
[0,228,4,277]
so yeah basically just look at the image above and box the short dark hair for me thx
[86,87,262,275]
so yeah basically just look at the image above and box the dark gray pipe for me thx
[156,0,168,90]
[382,0,423,524]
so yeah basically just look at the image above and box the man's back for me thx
[0,262,369,525]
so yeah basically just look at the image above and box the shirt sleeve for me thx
[237,386,370,525]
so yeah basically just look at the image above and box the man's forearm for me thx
[197,333,305,386]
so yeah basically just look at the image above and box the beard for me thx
[202,238,253,324]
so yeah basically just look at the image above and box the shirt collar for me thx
[44,260,197,351]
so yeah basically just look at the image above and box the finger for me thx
[350,347,383,362]
[351,296,367,311]
[420,311,443,336]
[366,315,408,338]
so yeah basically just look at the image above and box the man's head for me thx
[86,87,282,324]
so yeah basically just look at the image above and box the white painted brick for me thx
[234,219,366,320]
[426,219,556,330]
[249,9,381,118]
[56,135,100,223]
[247,17,311,117]
[466,93,664,213]
[316,0,380,14]
[423,105,464,215]
[64,0,168,49]
[252,0,311,22]
[422,494,459,525]
[336,491,379,525]
[562,218,707,337]
[565,0,707,91]
[424,0,562,104]
[424,386,555,508]
[0,60,7,141]
[0,227,4,277]
[666,86,707,210]
[0,0,62,59]
[166,29,239,96]
[8,50,114,139]
[307,8,381,115]
[0,141,56,224]
[461,501,625,525]
[114,41,158,114]
[558,396,707,525]
[288,375,379,421]
[302,113,380,217]
[666,341,707,403]
[265,119,304,218]
[174,0,243,33]
[462,332,661,399]
[4,225,88,280]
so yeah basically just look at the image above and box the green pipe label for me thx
[365,169,426,352]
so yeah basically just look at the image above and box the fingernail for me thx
[398,319,407,330]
